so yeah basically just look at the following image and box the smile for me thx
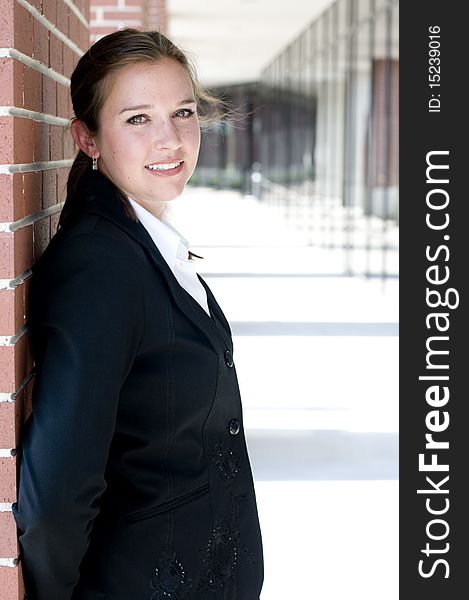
[145,161,183,171]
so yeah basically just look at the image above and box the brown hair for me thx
[59,28,225,228]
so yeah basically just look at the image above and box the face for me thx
[93,59,201,217]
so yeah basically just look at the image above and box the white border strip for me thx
[0,503,14,512]
[0,202,65,233]
[0,158,73,175]
[16,0,85,57]
[0,106,70,127]
[63,0,89,28]
[0,268,33,291]
[0,324,29,347]
[0,48,70,87]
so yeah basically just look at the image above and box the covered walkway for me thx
[168,186,399,600]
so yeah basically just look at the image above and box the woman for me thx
[13,28,264,600]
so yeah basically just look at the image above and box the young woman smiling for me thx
[13,28,264,600]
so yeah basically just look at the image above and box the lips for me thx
[145,160,183,172]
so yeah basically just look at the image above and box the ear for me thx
[70,119,99,159]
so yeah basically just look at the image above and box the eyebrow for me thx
[119,99,197,115]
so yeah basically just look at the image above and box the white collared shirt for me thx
[127,197,210,315]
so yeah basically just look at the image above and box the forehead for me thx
[103,58,194,109]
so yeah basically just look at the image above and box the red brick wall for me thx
[0,1,89,597]
[90,0,167,42]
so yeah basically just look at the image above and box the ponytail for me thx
[58,150,92,229]
[59,149,137,228]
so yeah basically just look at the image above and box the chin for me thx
[160,183,187,202]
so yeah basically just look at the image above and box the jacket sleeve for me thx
[12,231,144,600]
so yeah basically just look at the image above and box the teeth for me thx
[146,161,181,171]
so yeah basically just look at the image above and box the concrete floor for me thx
[167,186,399,600]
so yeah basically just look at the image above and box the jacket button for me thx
[224,350,234,368]
[229,419,241,436]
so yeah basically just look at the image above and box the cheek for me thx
[188,126,201,155]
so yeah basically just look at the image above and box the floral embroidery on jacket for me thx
[197,519,239,593]
[150,552,191,599]
[210,441,240,485]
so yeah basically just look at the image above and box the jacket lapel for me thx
[81,171,226,353]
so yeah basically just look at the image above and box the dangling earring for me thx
[92,157,98,170]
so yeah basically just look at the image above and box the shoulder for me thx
[35,214,143,278]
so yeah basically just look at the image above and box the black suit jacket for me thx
[13,171,264,600]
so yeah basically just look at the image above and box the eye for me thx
[174,108,195,119]
[127,114,148,125]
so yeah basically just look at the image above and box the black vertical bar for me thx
[400,2,467,598]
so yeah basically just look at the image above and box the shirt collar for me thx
[127,197,189,269]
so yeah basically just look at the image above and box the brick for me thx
[0,333,33,393]
[4,173,35,223]
[90,26,124,38]
[21,172,43,220]
[42,0,56,24]
[0,59,25,109]
[0,517,18,557]
[23,67,42,114]
[92,0,133,5]
[14,227,34,278]
[0,59,14,106]
[69,12,81,49]
[14,3,34,57]
[33,217,51,261]
[49,32,62,74]
[0,228,34,281]
[0,233,14,280]
[57,85,70,120]
[43,76,57,118]
[0,3,14,48]
[50,211,61,236]
[76,0,88,14]
[0,565,21,600]
[13,118,34,164]
[50,125,64,161]
[0,402,15,448]
[100,10,142,21]
[13,60,24,108]
[0,175,15,222]
[0,282,27,337]
[64,129,76,159]
[0,117,14,165]
[29,0,42,11]
[42,170,58,209]
[34,120,50,163]
[0,346,15,392]
[57,3,70,38]
[79,19,90,52]
[0,290,17,337]
[57,168,69,203]
[19,561,25,599]
[33,18,50,66]
[0,457,16,503]
[63,46,76,80]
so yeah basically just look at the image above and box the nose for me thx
[153,119,182,151]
